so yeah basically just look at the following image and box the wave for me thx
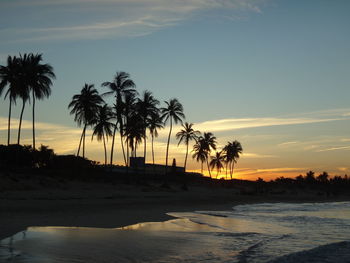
[233,202,350,214]
[267,241,350,263]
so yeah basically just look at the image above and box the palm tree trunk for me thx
[7,99,12,145]
[116,95,127,166]
[120,130,127,166]
[184,142,189,172]
[103,133,107,166]
[126,138,130,166]
[201,162,203,174]
[134,141,137,157]
[151,134,156,175]
[230,161,234,179]
[32,91,36,150]
[17,99,26,145]
[165,117,172,175]
[110,123,117,165]
[225,161,228,179]
[77,126,85,156]
[143,128,147,175]
[126,138,129,176]
[82,125,86,159]
[216,169,219,179]
[206,158,212,178]
[143,127,147,161]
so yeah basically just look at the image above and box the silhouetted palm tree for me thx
[317,171,329,183]
[223,140,243,179]
[23,53,55,150]
[16,54,31,145]
[0,55,21,145]
[92,104,114,165]
[136,90,159,163]
[210,151,224,178]
[200,132,217,178]
[176,122,200,172]
[121,92,137,166]
[68,84,103,158]
[119,93,136,166]
[148,112,164,173]
[124,114,144,158]
[305,170,316,184]
[192,139,207,174]
[161,98,185,174]
[102,71,136,166]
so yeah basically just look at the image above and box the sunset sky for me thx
[0,0,349,180]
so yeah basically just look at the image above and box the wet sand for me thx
[1,182,348,240]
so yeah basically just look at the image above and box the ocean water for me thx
[1,201,350,263]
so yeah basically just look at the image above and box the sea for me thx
[1,201,350,263]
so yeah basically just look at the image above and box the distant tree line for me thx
[0,144,93,170]
[255,170,350,196]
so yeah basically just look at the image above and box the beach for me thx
[1,185,350,262]
[1,179,348,241]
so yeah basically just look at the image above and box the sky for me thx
[0,0,349,180]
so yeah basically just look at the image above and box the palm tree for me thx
[161,98,185,174]
[16,54,31,145]
[91,104,114,165]
[192,139,207,174]
[120,92,137,166]
[210,151,224,178]
[136,90,159,163]
[23,53,55,150]
[148,112,164,173]
[0,55,21,145]
[223,140,243,179]
[124,113,144,158]
[102,71,137,166]
[176,122,200,172]
[68,84,103,158]
[198,132,217,178]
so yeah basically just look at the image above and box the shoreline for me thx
[1,185,349,241]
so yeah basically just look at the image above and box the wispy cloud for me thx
[194,117,344,133]
[1,0,267,42]
[243,152,277,158]
[316,146,350,152]
[278,141,298,147]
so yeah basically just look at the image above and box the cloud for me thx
[1,0,267,42]
[337,167,349,172]
[316,146,350,152]
[194,117,344,133]
[278,141,298,147]
[243,152,276,158]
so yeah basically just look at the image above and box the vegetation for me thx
[1,53,350,203]
[210,151,225,178]
[0,55,19,145]
[68,84,104,158]
[161,98,185,174]
[1,54,247,179]
[101,72,137,166]
[223,140,243,179]
[0,53,55,149]
[193,132,217,178]
[91,104,115,165]
[176,122,200,172]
